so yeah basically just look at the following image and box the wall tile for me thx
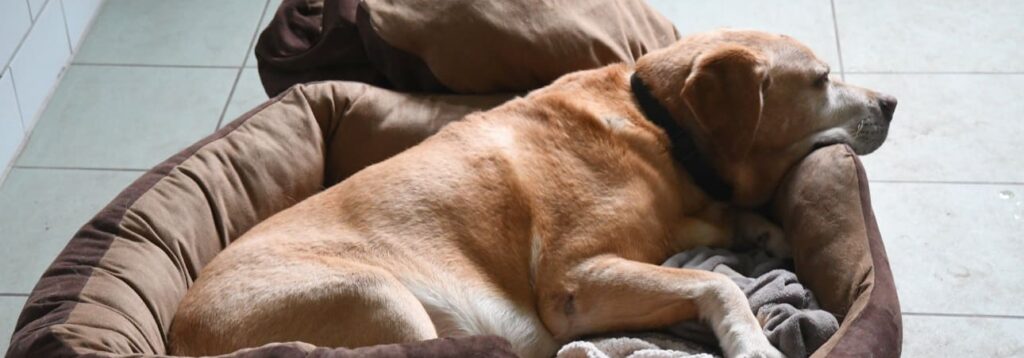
[0,0,32,68]
[1,69,25,174]
[61,0,105,52]
[27,0,47,19]
[9,1,69,128]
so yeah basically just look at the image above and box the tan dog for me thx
[169,30,895,358]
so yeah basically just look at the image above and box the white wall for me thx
[0,0,105,182]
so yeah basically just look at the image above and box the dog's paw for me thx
[720,320,786,358]
[727,334,786,358]
[735,347,786,358]
[734,211,791,258]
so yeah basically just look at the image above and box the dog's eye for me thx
[814,72,830,88]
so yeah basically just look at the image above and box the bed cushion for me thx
[773,145,902,357]
[7,81,898,357]
[255,0,680,96]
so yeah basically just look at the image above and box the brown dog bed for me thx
[8,0,900,355]
[7,82,899,358]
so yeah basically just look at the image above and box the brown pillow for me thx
[256,0,679,96]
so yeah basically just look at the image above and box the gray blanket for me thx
[557,247,838,358]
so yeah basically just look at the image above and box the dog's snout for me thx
[878,95,897,122]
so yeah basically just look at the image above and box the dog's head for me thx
[636,29,896,206]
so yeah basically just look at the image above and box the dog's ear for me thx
[681,44,771,160]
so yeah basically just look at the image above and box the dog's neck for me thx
[629,73,734,202]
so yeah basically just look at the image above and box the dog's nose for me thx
[878,95,897,122]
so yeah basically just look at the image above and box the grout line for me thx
[74,62,237,69]
[8,70,27,132]
[13,165,147,172]
[24,0,32,19]
[242,0,272,69]
[214,70,246,130]
[214,0,272,130]
[846,71,1024,75]
[904,312,1024,320]
[3,0,47,75]
[239,0,272,69]
[0,293,30,297]
[1,70,28,189]
[67,0,107,55]
[58,0,73,53]
[829,0,845,81]
[28,0,50,20]
[871,179,1024,186]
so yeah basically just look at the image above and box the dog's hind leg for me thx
[169,256,438,355]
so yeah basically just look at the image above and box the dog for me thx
[169,29,895,358]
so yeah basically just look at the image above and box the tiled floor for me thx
[1,0,1022,356]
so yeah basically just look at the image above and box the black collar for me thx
[630,73,733,202]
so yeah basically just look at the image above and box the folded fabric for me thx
[665,247,840,357]
[558,247,839,358]
[557,334,714,358]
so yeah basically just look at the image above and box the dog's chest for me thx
[403,274,558,357]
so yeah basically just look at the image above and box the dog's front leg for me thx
[539,255,783,358]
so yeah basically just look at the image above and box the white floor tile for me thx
[222,68,268,125]
[0,168,139,293]
[871,182,1024,316]
[903,315,1024,357]
[16,65,236,169]
[852,74,1024,183]
[0,296,28,355]
[835,0,1024,72]
[73,0,265,67]
[247,0,275,68]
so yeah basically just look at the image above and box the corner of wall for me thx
[0,0,106,186]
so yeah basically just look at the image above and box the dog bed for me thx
[9,0,900,355]
[7,81,899,357]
